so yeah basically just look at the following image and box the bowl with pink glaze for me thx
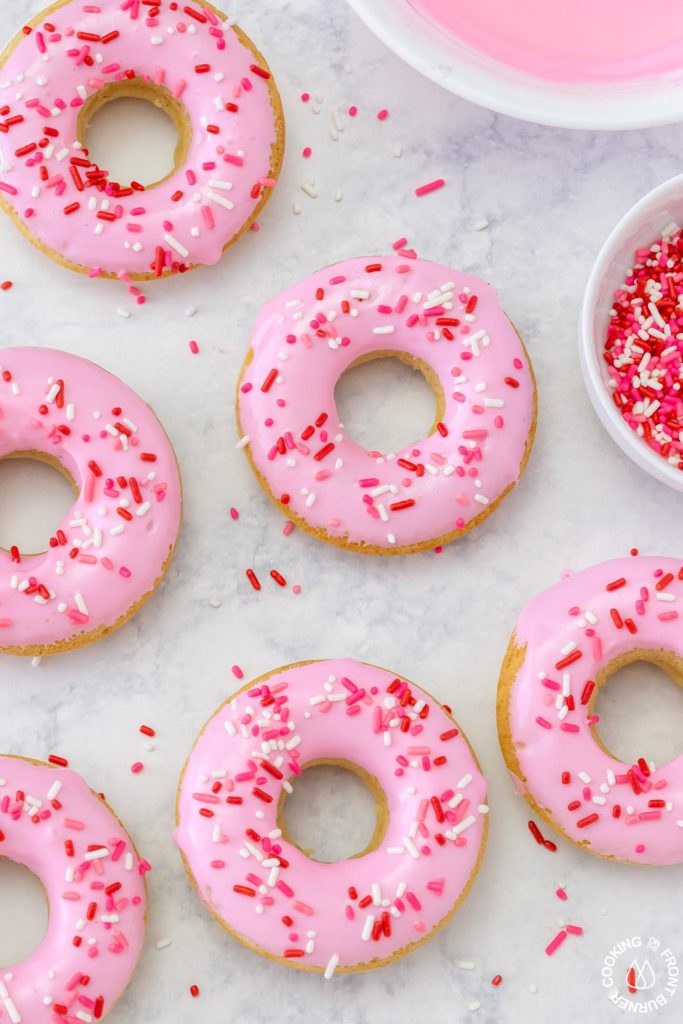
[347,0,683,129]
[580,173,683,492]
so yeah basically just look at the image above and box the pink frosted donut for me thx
[498,555,683,865]
[0,754,147,1021]
[0,346,181,655]
[175,658,489,974]
[236,255,536,554]
[0,0,284,278]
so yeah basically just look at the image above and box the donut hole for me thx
[0,859,48,966]
[278,759,388,862]
[594,652,683,765]
[78,81,191,188]
[334,352,444,455]
[0,454,77,557]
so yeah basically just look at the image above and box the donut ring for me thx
[0,0,284,278]
[236,255,536,554]
[0,346,181,655]
[0,754,147,1021]
[175,658,489,974]
[497,555,683,865]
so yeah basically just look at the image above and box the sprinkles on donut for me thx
[0,0,284,277]
[175,659,489,973]
[237,255,536,554]
[498,555,683,865]
[0,347,181,655]
[0,754,148,1022]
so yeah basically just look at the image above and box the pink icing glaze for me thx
[407,0,683,83]
[0,0,280,275]
[0,347,181,652]
[174,659,489,972]
[506,556,683,865]
[237,256,534,552]
[0,755,147,1021]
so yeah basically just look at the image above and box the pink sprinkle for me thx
[189,339,199,354]
[556,887,568,901]
[377,108,389,120]
[415,178,445,197]
[130,762,144,774]
[302,147,312,158]
[348,105,358,117]
[545,929,568,956]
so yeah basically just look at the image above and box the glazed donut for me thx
[0,346,181,655]
[175,658,489,974]
[497,555,683,865]
[236,255,536,554]
[0,0,284,278]
[0,754,147,1021]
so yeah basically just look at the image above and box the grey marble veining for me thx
[0,0,682,1020]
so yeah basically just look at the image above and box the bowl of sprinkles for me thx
[580,173,683,491]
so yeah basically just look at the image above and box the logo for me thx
[602,935,678,1012]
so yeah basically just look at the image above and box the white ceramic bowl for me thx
[347,0,683,130]
[580,173,683,492]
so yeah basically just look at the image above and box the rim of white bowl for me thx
[347,0,683,131]
[580,174,683,492]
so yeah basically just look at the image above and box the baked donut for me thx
[236,255,536,554]
[497,555,683,865]
[0,754,147,1021]
[175,658,489,974]
[0,0,284,278]
[0,346,181,655]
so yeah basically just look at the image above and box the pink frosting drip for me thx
[0,755,147,1021]
[175,659,488,971]
[0,347,181,650]
[237,255,534,551]
[0,0,279,274]
[509,556,683,865]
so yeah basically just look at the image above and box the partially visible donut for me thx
[0,0,284,277]
[498,555,683,865]
[0,754,147,1021]
[175,658,489,974]
[0,346,181,655]
[237,255,536,554]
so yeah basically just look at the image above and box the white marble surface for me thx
[0,0,683,1020]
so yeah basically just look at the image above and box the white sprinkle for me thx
[324,953,339,980]
[403,835,419,859]
[207,189,234,211]
[164,232,189,258]
[83,847,109,861]
[449,814,476,837]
